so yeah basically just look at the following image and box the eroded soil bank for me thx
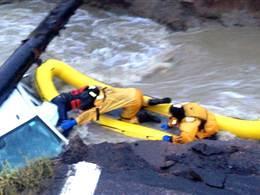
[41,137,260,194]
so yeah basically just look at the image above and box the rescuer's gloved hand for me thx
[160,123,171,130]
[162,135,173,142]
[59,119,77,136]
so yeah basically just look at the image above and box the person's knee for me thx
[120,116,139,124]
[134,89,145,107]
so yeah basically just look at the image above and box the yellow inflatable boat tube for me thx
[35,59,260,140]
[35,59,173,141]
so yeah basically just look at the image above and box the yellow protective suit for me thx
[75,86,148,125]
[169,103,219,144]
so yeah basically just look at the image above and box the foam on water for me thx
[44,8,175,84]
[1,1,175,85]
[0,0,54,64]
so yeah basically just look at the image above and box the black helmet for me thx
[85,86,100,98]
[169,105,185,121]
[80,86,100,110]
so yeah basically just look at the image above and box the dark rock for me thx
[191,142,238,156]
[191,167,226,188]
[225,174,260,195]
[228,150,259,175]
[160,160,176,170]
[169,164,203,182]
[192,142,223,155]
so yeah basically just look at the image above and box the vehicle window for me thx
[0,116,64,170]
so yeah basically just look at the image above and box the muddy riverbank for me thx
[84,0,260,30]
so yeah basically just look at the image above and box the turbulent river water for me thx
[1,0,260,143]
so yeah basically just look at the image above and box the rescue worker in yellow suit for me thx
[57,85,171,135]
[161,103,219,144]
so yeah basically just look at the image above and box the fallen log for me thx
[0,0,83,105]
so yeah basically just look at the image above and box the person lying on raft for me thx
[161,103,219,144]
[51,85,171,136]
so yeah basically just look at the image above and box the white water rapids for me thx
[1,0,260,143]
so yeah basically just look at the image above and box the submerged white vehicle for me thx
[0,0,82,171]
[0,82,68,170]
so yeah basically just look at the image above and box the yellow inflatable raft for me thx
[35,59,174,141]
[35,59,260,140]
